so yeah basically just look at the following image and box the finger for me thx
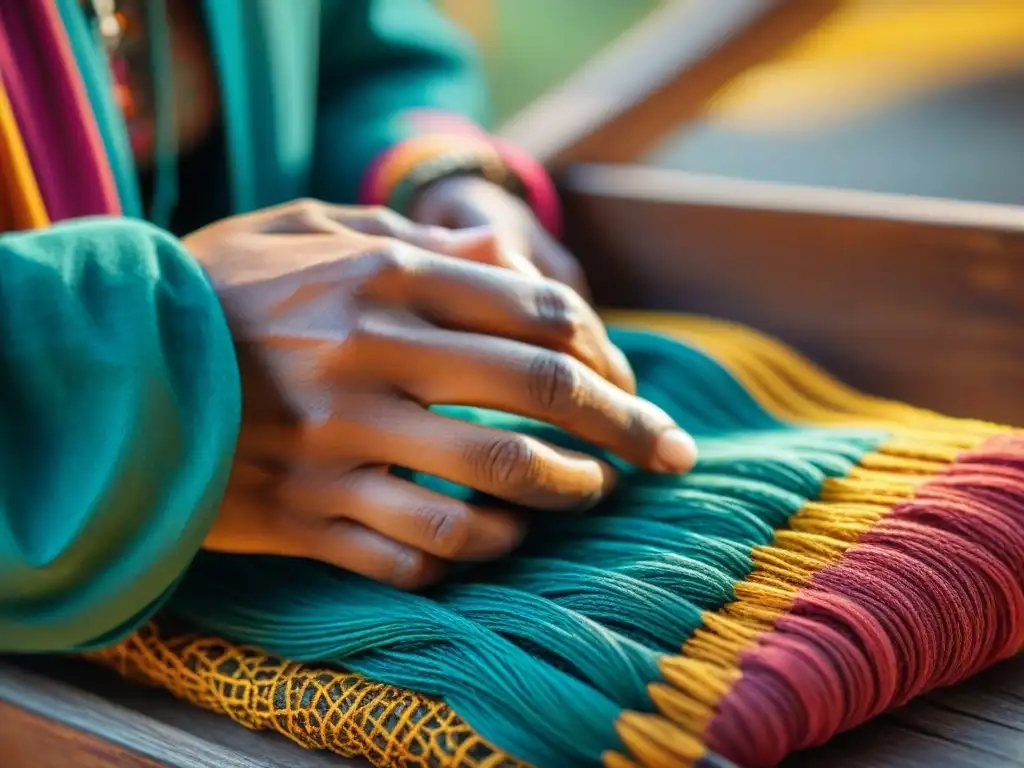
[411,177,544,277]
[279,469,526,561]
[333,205,454,246]
[360,245,636,394]
[355,325,694,474]
[452,225,542,277]
[344,205,543,278]
[239,396,620,511]
[303,518,447,590]
[262,199,502,257]
[377,408,620,511]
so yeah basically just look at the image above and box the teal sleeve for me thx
[0,218,241,652]
[311,0,490,203]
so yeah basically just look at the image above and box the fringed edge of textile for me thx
[602,313,1021,768]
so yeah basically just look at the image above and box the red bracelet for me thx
[359,111,563,237]
[492,138,562,239]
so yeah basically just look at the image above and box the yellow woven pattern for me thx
[87,622,525,768]
[86,313,1013,768]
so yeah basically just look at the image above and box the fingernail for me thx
[652,429,698,474]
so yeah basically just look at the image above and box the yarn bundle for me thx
[90,312,1024,768]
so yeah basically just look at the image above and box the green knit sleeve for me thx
[0,218,241,652]
[311,0,489,204]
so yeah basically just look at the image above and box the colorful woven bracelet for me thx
[360,114,563,236]
[394,114,563,236]
[493,138,563,238]
[362,133,503,207]
[386,149,518,216]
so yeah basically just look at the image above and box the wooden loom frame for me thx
[5,1,1024,765]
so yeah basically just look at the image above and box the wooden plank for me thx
[498,0,840,169]
[0,701,165,768]
[4,652,1024,766]
[7,654,1024,767]
[561,163,1024,425]
[0,660,352,768]
[786,656,1024,767]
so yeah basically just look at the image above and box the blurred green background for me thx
[459,0,662,123]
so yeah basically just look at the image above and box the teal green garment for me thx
[0,219,240,652]
[60,0,488,219]
[0,1,486,652]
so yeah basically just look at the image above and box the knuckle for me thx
[472,436,539,491]
[366,240,412,279]
[285,198,330,231]
[414,504,469,558]
[292,197,323,218]
[533,283,582,339]
[340,312,396,360]
[527,352,581,411]
[292,197,321,212]
[621,400,667,452]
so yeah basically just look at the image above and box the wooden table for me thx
[3,652,1024,767]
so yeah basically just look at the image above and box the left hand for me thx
[411,175,590,298]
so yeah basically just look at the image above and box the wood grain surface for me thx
[3,652,1024,767]
[562,163,1024,425]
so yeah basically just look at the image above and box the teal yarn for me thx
[168,328,892,767]
[174,555,627,765]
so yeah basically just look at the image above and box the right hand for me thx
[186,200,698,589]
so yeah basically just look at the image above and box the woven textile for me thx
[88,312,1024,768]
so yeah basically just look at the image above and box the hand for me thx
[411,175,590,297]
[185,200,697,589]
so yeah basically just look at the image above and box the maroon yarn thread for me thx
[702,435,1024,767]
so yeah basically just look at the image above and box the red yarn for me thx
[703,435,1024,767]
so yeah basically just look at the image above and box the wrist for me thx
[409,175,509,228]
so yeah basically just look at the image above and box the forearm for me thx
[0,218,240,652]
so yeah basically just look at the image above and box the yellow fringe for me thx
[600,313,1010,768]
[604,311,1008,437]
